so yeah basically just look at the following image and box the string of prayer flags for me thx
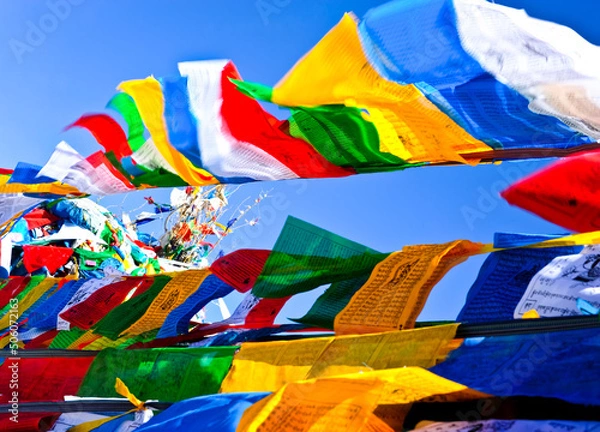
[0,0,597,204]
[219,324,458,393]
[457,233,582,323]
[4,222,600,353]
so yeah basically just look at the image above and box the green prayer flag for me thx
[78,347,237,402]
[252,216,387,298]
[288,104,411,173]
[106,93,147,152]
[231,79,273,102]
[130,168,188,188]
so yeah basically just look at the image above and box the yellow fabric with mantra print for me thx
[270,14,492,164]
[335,241,483,335]
[219,324,458,393]
[118,78,218,186]
[237,367,488,432]
[122,270,211,336]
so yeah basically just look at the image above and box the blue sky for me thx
[0,0,598,323]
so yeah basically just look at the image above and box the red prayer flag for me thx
[0,357,94,402]
[22,245,73,274]
[244,296,290,328]
[210,249,271,293]
[23,208,59,230]
[502,151,600,233]
[220,62,354,179]
[67,114,132,160]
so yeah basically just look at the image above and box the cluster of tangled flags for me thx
[2,0,600,430]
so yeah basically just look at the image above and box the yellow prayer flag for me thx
[334,241,482,335]
[271,14,492,164]
[220,324,458,393]
[220,336,331,393]
[237,367,488,432]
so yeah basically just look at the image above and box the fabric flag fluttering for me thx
[1,1,600,430]
[0,0,598,218]
[502,150,600,233]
